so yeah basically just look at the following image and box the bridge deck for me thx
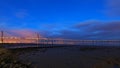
[0,43,120,49]
[0,43,75,49]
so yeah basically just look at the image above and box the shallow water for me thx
[13,46,120,68]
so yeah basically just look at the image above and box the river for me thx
[11,46,120,68]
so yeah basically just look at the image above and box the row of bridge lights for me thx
[1,31,120,44]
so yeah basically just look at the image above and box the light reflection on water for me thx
[13,46,120,68]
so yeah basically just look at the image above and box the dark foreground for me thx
[0,48,34,68]
[9,45,120,68]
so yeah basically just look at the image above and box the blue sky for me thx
[0,0,120,39]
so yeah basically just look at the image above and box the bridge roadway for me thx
[0,37,120,49]
[0,40,120,49]
[0,43,76,49]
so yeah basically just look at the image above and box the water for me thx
[12,46,120,68]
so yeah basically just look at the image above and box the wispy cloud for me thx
[48,20,120,40]
[1,20,120,40]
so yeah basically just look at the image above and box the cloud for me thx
[15,9,28,19]
[48,20,120,40]
[1,20,120,40]
[0,17,11,29]
[105,0,120,17]
[0,22,7,28]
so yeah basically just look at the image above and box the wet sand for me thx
[12,46,120,68]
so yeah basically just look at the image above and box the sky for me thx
[0,0,120,40]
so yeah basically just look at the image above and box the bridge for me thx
[0,31,120,49]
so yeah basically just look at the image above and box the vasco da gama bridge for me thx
[0,31,120,49]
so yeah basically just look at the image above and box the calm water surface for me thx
[14,46,120,68]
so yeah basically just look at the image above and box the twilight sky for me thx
[0,0,120,40]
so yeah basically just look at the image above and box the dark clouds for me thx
[1,20,120,40]
[48,21,120,40]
